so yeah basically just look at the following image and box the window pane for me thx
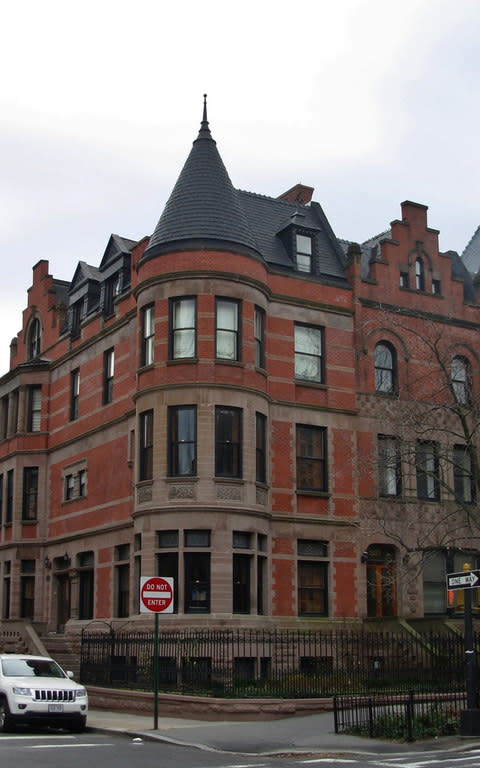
[295,325,323,382]
[184,552,210,613]
[375,343,394,393]
[169,406,196,476]
[298,561,327,615]
[172,298,196,358]
[216,300,239,361]
[296,425,327,491]
[217,300,237,331]
[379,436,401,496]
[215,407,242,477]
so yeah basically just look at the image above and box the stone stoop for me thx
[40,634,81,679]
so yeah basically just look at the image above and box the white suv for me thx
[0,654,88,733]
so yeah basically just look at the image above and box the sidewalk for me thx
[87,708,478,756]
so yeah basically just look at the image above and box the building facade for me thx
[1,102,480,637]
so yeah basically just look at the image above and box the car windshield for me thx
[1,658,65,678]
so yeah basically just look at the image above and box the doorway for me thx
[366,544,397,617]
[56,573,71,632]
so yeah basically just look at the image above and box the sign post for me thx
[446,565,480,736]
[140,577,174,729]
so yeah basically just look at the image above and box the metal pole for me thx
[154,612,159,730]
[463,570,476,710]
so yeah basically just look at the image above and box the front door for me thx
[56,573,71,632]
[366,545,397,617]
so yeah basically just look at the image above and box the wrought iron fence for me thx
[80,627,477,698]
[334,689,469,740]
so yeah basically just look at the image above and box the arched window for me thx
[451,356,471,405]
[28,318,41,360]
[374,342,397,394]
[415,258,425,291]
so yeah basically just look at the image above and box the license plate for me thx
[48,704,64,713]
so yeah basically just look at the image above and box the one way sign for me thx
[446,569,480,590]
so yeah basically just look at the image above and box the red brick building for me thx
[1,100,479,638]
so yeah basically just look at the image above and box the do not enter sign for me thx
[140,576,174,613]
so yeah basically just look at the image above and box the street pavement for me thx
[87,708,480,756]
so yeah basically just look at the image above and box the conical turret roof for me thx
[142,96,260,262]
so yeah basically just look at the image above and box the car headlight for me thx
[12,686,32,695]
[75,689,87,698]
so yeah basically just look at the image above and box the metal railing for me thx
[334,689,469,740]
[80,627,477,698]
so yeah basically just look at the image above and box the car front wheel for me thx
[0,698,15,733]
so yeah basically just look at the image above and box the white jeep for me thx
[0,654,88,733]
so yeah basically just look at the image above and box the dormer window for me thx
[103,273,121,317]
[415,258,425,291]
[296,234,312,273]
[28,318,41,360]
[71,300,82,338]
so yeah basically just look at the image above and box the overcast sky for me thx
[1,0,479,374]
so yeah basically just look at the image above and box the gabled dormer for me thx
[274,194,347,284]
[99,234,136,318]
[67,261,101,337]
[277,210,321,275]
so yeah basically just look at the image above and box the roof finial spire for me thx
[197,93,211,140]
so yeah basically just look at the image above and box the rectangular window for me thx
[216,298,240,361]
[103,348,114,404]
[27,386,42,432]
[257,556,266,615]
[103,274,119,317]
[1,395,9,439]
[65,474,75,500]
[168,405,196,476]
[233,553,251,614]
[0,474,3,525]
[254,306,265,369]
[215,406,242,478]
[294,324,324,383]
[399,271,409,289]
[22,467,38,521]
[20,560,35,620]
[184,552,210,613]
[156,551,178,613]
[170,297,196,359]
[423,551,447,614]
[70,369,80,421]
[78,469,87,497]
[453,445,474,504]
[141,304,154,366]
[416,440,440,500]
[296,425,327,492]
[296,233,312,273]
[298,561,328,616]
[71,300,82,338]
[185,529,210,547]
[255,412,266,483]
[139,410,154,481]
[115,563,130,618]
[158,530,179,548]
[378,435,402,497]
[6,470,13,524]
[10,390,18,434]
